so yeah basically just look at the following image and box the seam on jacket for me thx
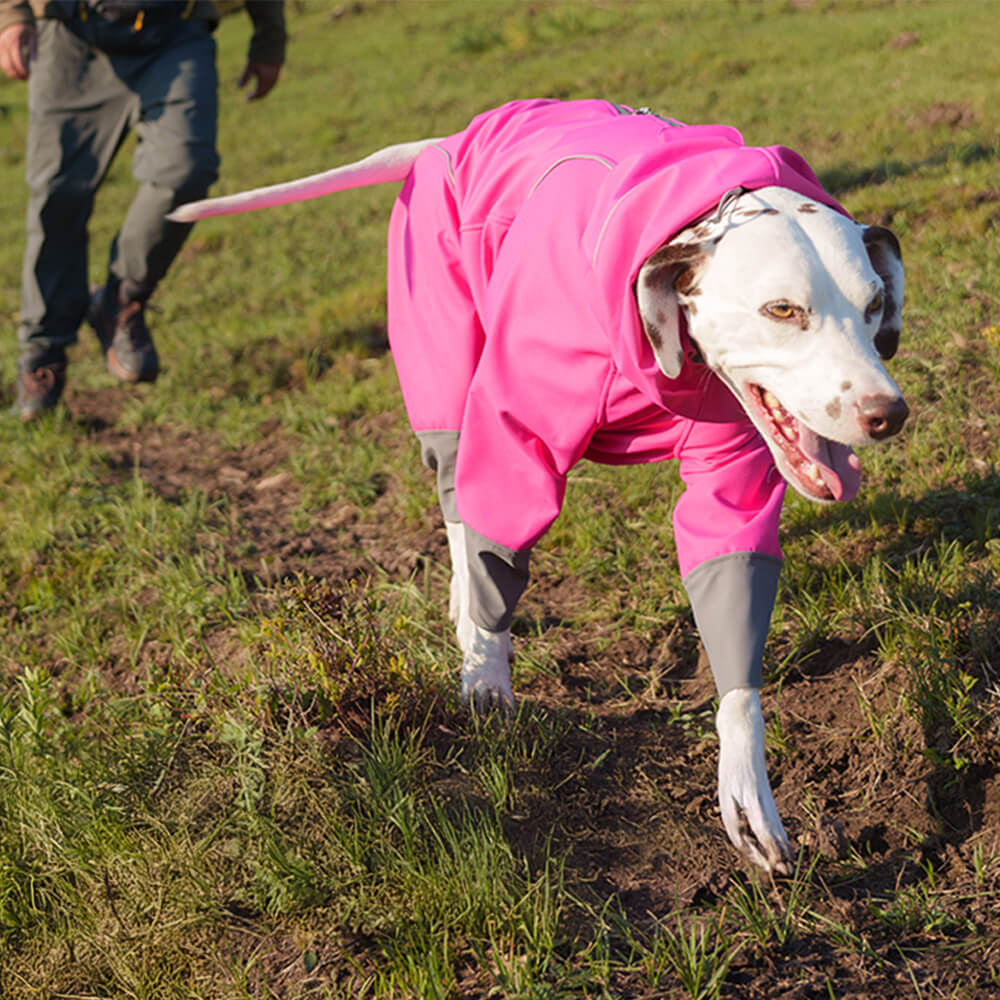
[429,142,456,185]
[529,154,614,196]
[681,549,783,587]
[591,195,627,269]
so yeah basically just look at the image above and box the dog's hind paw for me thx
[461,625,515,714]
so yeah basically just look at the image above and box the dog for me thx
[170,99,908,874]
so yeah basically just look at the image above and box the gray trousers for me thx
[18,15,220,369]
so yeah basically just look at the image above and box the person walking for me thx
[0,0,286,419]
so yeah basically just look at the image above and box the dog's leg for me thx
[716,687,793,875]
[420,435,522,712]
[445,521,515,710]
[446,520,476,652]
[681,552,792,871]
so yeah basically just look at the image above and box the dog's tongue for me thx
[798,425,861,501]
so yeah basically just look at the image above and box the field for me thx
[1,0,1000,996]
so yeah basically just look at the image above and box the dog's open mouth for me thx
[747,384,862,502]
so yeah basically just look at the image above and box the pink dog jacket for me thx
[385,99,848,694]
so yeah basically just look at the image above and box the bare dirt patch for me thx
[909,101,977,130]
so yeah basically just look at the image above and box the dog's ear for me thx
[635,243,708,378]
[862,226,904,360]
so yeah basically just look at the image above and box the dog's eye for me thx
[761,300,809,328]
[764,301,797,320]
[865,293,884,322]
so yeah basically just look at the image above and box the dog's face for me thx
[636,186,908,503]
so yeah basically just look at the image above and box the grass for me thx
[2,0,1000,996]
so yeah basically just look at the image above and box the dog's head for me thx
[636,185,907,503]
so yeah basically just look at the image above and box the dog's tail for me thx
[166,137,443,223]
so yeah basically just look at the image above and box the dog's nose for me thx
[857,394,909,440]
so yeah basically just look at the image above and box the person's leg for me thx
[15,20,132,416]
[115,19,219,295]
[89,19,220,382]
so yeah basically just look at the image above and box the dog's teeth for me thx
[763,389,780,411]
[780,422,797,442]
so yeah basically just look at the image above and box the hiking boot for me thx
[87,283,160,383]
[13,361,67,421]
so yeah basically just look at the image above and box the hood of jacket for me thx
[572,110,848,408]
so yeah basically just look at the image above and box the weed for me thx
[872,858,974,937]
[250,576,445,729]
[644,908,738,1000]
[726,851,819,952]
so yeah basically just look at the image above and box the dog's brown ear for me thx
[862,226,904,360]
[636,243,708,378]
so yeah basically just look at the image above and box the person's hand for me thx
[236,61,281,101]
[0,22,36,81]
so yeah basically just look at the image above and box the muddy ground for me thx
[54,379,1000,998]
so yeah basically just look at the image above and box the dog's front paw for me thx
[461,625,515,714]
[716,688,794,875]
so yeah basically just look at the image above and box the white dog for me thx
[171,100,907,874]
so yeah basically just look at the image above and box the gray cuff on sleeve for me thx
[682,551,782,698]
[416,429,530,632]
[464,523,531,632]
[418,430,460,523]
